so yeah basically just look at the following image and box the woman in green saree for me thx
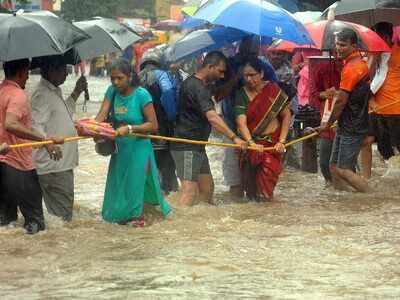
[95,58,171,227]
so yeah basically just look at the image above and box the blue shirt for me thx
[154,70,177,122]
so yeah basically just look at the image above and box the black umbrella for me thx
[0,12,90,62]
[322,0,400,27]
[73,18,142,60]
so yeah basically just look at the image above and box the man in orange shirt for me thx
[0,59,63,234]
[361,22,400,178]
[318,29,370,193]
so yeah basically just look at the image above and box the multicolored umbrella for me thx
[270,20,392,53]
[307,20,392,52]
[193,0,314,45]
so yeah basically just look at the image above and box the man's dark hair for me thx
[336,28,358,45]
[373,22,393,38]
[202,51,227,68]
[39,55,67,79]
[3,59,30,78]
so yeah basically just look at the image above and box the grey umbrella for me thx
[73,18,142,60]
[322,0,400,27]
[0,13,90,62]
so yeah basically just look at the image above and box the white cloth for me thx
[370,53,391,94]
[31,78,78,175]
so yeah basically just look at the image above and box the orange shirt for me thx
[340,52,369,93]
[0,80,34,171]
[375,44,400,115]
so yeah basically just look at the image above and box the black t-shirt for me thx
[171,75,215,151]
[337,77,370,136]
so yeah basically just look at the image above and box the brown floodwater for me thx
[0,75,399,299]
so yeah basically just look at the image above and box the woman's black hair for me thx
[242,57,264,74]
[110,58,140,87]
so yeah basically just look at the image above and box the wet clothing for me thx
[0,80,45,231]
[338,52,370,136]
[368,114,400,160]
[172,75,215,152]
[330,134,365,170]
[309,59,341,140]
[139,65,179,194]
[31,78,78,175]
[0,80,34,171]
[172,150,211,181]
[101,85,171,223]
[39,170,74,221]
[375,44,400,115]
[235,82,289,199]
[0,162,44,229]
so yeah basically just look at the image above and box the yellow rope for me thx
[9,100,400,152]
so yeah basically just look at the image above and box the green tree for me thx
[61,0,157,22]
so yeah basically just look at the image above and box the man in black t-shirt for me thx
[171,51,247,206]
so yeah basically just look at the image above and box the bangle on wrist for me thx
[127,125,133,134]
[247,139,255,145]
[278,140,286,144]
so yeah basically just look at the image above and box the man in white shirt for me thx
[31,56,87,221]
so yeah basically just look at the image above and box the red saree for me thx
[240,82,289,200]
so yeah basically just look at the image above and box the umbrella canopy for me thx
[0,13,89,62]
[153,19,181,31]
[269,20,392,53]
[165,26,250,62]
[73,18,142,60]
[322,0,400,27]
[193,0,314,45]
[307,20,392,52]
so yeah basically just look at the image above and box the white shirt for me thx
[31,78,78,175]
[370,53,391,94]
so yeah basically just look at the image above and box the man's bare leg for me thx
[179,180,198,206]
[330,164,352,191]
[360,136,375,179]
[198,174,214,204]
[336,167,369,193]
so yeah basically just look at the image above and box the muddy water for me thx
[0,75,399,299]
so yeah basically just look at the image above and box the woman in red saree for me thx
[234,58,291,201]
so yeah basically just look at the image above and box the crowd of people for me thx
[0,22,399,235]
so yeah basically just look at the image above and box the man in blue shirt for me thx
[139,50,179,195]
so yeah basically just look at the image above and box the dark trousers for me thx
[155,149,178,195]
[319,138,334,182]
[0,163,44,228]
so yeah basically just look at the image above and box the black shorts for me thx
[368,114,400,159]
[171,150,211,181]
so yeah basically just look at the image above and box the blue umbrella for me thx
[165,27,250,62]
[193,0,314,45]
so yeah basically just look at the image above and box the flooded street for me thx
[1,74,400,299]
